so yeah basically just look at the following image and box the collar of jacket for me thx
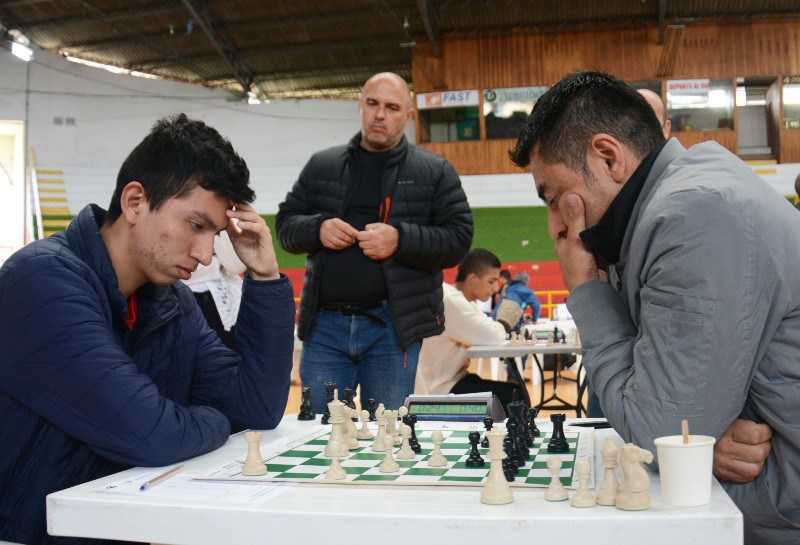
[66,204,179,339]
[346,131,409,168]
[579,141,667,265]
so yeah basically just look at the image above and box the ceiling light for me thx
[11,42,33,62]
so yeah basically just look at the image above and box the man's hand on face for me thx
[226,203,280,281]
[320,218,359,250]
[713,419,772,483]
[357,222,399,261]
[556,193,605,291]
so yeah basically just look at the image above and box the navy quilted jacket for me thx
[0,205,295,544]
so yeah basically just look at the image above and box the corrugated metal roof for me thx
[1,0,797,99]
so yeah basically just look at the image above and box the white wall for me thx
[1,48,797,216]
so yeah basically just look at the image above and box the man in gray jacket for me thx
[511,71,799,544]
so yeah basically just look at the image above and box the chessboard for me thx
[196,421,594,489]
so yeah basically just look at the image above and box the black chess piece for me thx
[297,386,316,420]
[547,413,570,453]
[320,380,336,425]
[529,406,541,437]
[404,413,422,453]
[553,325,560,343]
[480,416,493,448]
[367,398,378,422]
[502,457,516,482]
[502,436,519,474]
[506,419,527,467]
[465,431,485,467]
[343,388,356,409]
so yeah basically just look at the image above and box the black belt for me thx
[322,304,386,325]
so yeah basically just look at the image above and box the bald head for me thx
[638,89,671,138]
[358,72,413,152]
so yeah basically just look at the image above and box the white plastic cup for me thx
[654,434,716,507]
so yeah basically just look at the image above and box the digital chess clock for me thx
[403,394,507,422]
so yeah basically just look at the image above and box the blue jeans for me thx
[299,303,421,414]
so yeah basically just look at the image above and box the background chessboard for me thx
[197,421,594,489]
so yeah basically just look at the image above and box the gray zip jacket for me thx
[568,139,800,544]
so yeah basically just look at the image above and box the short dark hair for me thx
[499,269,511,281]
[456,248,502,282]
[509,71,665,173]
[106,113,253,223]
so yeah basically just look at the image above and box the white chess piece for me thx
[356,409,374,440]
[615,443,653,511]
[596,438,619,506]
[480,427,513,505]
[544,456,568,502]
[241,431,267,476]
[570,460,596,507]
[324,393,349,457]
[427,430,448,467]
[325,440,347,480]
[343,407,359,450]
[379,435,400,472]
[396,424,416,460]
[371,411,388,452]
[396,406,409,445]
[386,409,400,444]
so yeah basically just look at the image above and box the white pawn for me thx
[596,438,619,506]
[396,424,416,460]
[356,409,373,440]
[325,440,347,480]
[570,460,596,507]
[371,411,388,452]
[379,435,400,472]
[396,406,409,445]
[427,430,448,467]
[480,427,513,505]
[242,431,267,476]
[544,456,568,502]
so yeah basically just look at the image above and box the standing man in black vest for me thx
[276,72,473,412]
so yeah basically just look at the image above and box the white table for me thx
[46,417,742,545]
[467,342,585,415]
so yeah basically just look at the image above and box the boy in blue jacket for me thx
[0,114,295,544]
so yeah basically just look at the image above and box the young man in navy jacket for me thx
[0,114,295,544]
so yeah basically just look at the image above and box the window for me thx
[783,76,800,129]
[666,79,734,131]
[416,90,481,143]
[483,86,546,139]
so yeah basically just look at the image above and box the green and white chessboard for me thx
[197,421,594,489]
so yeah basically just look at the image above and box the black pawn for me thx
[320,380,336,425]
[297,386,315,420]
[547,413,570,453]
[367,398,378,422]
[480,416,493,448]
[465,431,485,467]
